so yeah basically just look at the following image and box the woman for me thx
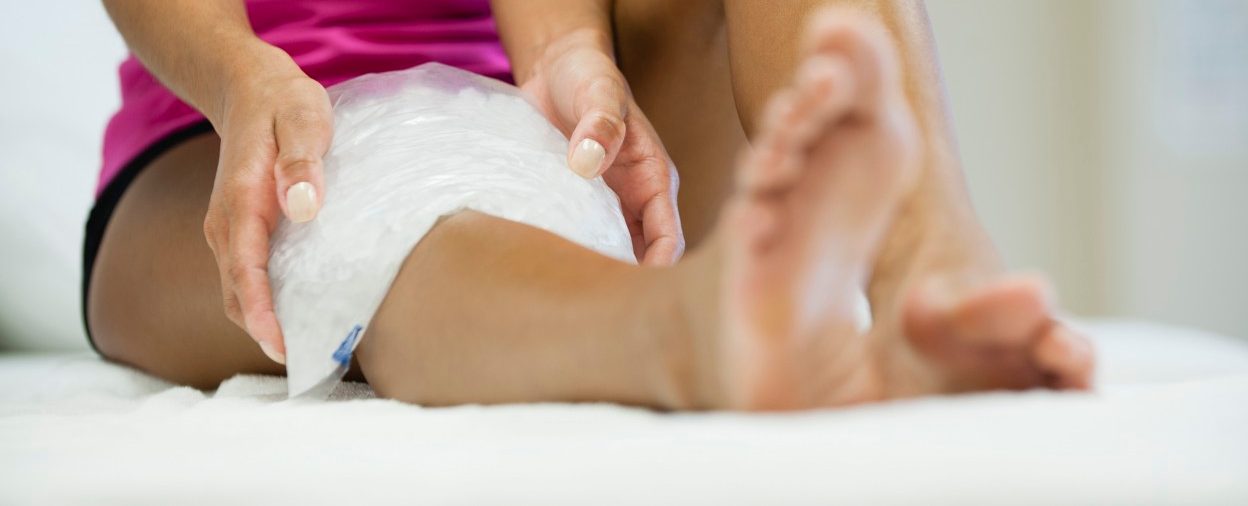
[87,0,1093,410]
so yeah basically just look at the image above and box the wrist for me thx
[492,0,615,86]
[515,28,615,86]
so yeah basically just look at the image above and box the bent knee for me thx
[86,252,153,372]
[87,254,274,390]
[86,262,188,385]
[353,326,427,405]
[354,311,481,407]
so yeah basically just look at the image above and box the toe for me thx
[785,54,856,148]
[724,197,778,259]
[901,274,1068,391]
[1032,323,1096,390]
[949,275,1055,347]
[737,90,799,192]
[740,54,856,194]
[804,7,901,113]
[905,274,1055,352]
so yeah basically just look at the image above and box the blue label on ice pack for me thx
[332,324,364,366]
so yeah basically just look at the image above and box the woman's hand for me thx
[202,50,333,364]
[103,1,327,364]
[520,30,685,265]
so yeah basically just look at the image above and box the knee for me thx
[86,276,240,390]
[86,252,217,388]
[354,303,472,407]
[353,326,427,405]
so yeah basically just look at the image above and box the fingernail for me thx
[285,182,318,223]
[259,341,286,365]
[569,139,606,178]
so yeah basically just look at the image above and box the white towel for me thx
[2,320,1246,505]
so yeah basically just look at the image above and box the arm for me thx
[491,0,685,264]
[103,0,287,127]
[490,0,614,85]
[103,0,335,364]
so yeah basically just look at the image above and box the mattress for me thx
[2,320,1246,505]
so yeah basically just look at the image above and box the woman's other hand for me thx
[520,30,685,265]
[202,49,333,364]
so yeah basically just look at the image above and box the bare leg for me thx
[357,13,1093,410]
[351,15,923,409]
[355,211,689,407]
[616,0,1094,390]
[718,0,1094,389]
[89,134,689,405]
[703,12,1095,408]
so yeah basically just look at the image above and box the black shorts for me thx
[80,121,214,352]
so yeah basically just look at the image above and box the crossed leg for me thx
[614,0,1095,394]
[361,12,1093,409]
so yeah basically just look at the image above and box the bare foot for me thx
[677,10,1093,411]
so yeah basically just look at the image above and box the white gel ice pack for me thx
[269,63,635,398]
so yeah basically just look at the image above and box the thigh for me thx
[614,0,747,248]
[720,0,826,133]
[88,133,288,388]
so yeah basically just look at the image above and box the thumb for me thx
[567,77,628,179]
[274,106,332,223]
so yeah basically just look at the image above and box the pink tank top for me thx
[98,0,511,197]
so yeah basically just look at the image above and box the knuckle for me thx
[226,261,252,284]
[582,110,625,142]
[276,154,321,176]
[579,75,628,116]
[280,107,319,128]
[202,213,229,250]
[221,292,242,320]
[597,113,627,139]
[278,104,330,132]
[202,215,217,240]
[223,296,240,315]
[636,167,666,191]
[584,75,625,99]
[222,170,264,194]
[289,77,330,97]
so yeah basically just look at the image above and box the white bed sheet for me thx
[1,320,1246,505]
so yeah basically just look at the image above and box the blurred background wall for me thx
[0,1,1245,351]
[928,0,1248,338]
[0,2,126,350]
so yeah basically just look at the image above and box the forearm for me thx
[102,0,301,126]
[489,0,615,84]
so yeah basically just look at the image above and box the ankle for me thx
[672,235,730,410]
[631,235,726,410]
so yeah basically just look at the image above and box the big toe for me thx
[1033,323,1096,390]
[905,274,1054,347]
[902,274,1058,389]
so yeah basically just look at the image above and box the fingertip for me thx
[246,312,286,365]
[285,181,320,223]
[259,340,286,365]
[569,138,607,178]
[229,284,286,362]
